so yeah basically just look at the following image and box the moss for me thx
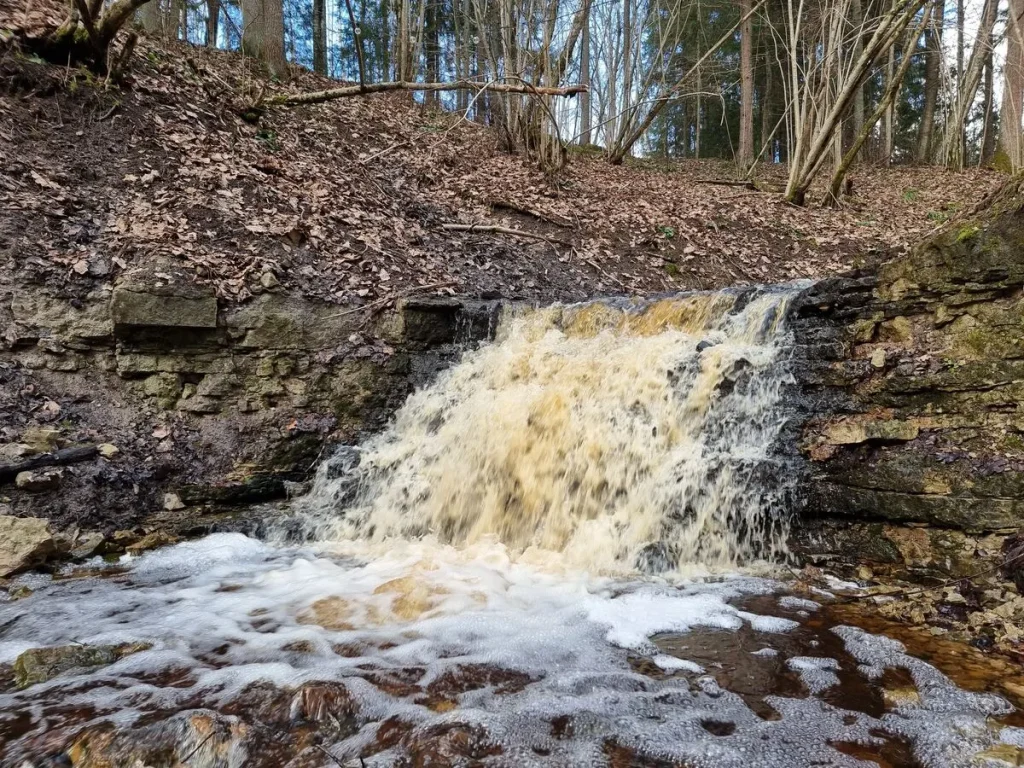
[956,224,980,243]
[664,262,681,277]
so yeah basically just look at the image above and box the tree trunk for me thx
[579,2,591,145]
[883,45,895,165]
[425,0,440,106]
[1000,0,1024,170]
[915,0,942,163]
[312,0,327,75]
[241,0,286,77]
[738,0,754,169]
[957,0,965,154]
[205,0,219,46]
[852,0,865,150]
[980,31,997,164]
[943,0,997,168]
[621,0,632,144]
[137,0,163,34]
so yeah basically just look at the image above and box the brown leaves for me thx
[0,34,1004,308]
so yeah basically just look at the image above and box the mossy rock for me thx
[14,642,151,688]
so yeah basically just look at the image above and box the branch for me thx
[441,223,571,246]
[342,0,366,91]
[0,446,99,484]
[71,0,100,49]
[263,80,587,107]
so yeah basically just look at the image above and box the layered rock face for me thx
[1,264,498,542]
[793,179,1024,578]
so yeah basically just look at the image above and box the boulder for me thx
[0,515,55,576]
[15,469,62,492]
[13,642,151,688]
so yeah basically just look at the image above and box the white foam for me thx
[0,536,1014,768]
[779,595,821,612]
[652,655,705,673]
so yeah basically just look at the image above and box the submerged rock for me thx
[0,515,54,576]
[13,642,151,688]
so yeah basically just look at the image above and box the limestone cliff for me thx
[1,263,498,542]
[793,178,1024,578]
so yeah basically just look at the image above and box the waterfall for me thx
[297,285,804,573]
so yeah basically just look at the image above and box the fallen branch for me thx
[1,445,99,484]
[263,80,587,107]
[325,281,457,320]
[698,179,759,191]
[441,223,572,246]
[582,256,626,288]
[490,200,572,228]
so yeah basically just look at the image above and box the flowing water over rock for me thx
[1,289,1021,767]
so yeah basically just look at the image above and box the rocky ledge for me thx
[791,178,1024,583]
[1,264,499,571]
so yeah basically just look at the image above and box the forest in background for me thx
[117,0,1024,205]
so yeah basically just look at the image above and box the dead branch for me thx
[0,446,99,484]
[490,200,572,227]
[325,281,457,319]
[698,179,759,190]
[264,80,588,107]
[441,223,572,246]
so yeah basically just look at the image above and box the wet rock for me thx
[163,492,186,511]
[178,475,287,506]
[820,419,920,446]
[96,443,119,459]
[66,709,248,768]
[793,178,1024,538]
[13,642,151,688]
[15,469,62,492]
[69,530,106,559]
[0,515,54,576]
[298,596,354,630]
[696,340,715,352]
[125,530,180,555]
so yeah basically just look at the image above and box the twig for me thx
[325,281,456,319]
[441,223,571,247]
[834,550,1024,605]
[490,200,571,228]
[315,744,346,767]
[698,179,759,190]
[97,102,120,121]
[180,732,216,765]
[583,257,626,288]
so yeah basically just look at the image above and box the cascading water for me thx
[297,287,801,573]
[0,287,1020,768]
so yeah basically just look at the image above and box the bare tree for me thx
[313,0,328,74]
[242,0,288,77]
[915,0,943,163]
[941,0,997,169]
[738,0,755,169]
[780,0,927,203]
[1000,0,1024,169]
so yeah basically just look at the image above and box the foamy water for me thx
[0,535,1015,766]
